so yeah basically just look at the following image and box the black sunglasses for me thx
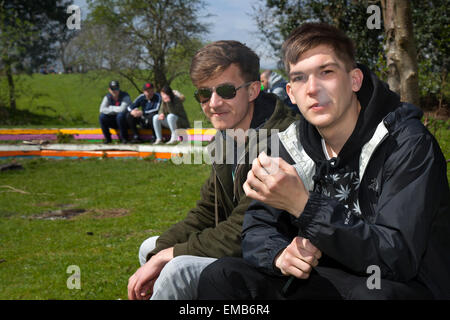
[194,82,253,103]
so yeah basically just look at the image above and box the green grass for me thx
[0,71,449,300]
[0,158,211,299]
[0,72,210,128]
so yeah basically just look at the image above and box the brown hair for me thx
[160,85,175,102]
[282,23,356,74]
[190,40,260,86]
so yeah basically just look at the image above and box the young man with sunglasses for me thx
[197,23,450,299]
[127,40,300,300]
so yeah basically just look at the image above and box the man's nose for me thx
[209,91,223,108]
[306,75,320,96]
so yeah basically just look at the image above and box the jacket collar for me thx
[279,115,391,188]
[249,92,276,129]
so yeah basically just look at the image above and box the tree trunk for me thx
[4,59,17,111]
[381,0,420,107]
[152,54,168,91]
[60,43,67,73]
[381,0,401,94]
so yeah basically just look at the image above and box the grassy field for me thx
[0,125,448,300]
[0,158,210,299]
[0,71,449,300]
[0,72,210,128]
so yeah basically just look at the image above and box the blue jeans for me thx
[138,236,217,300]
[152,113,179,141]
[99,112,128,141]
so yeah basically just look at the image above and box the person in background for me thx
[152,85,190,145]
[260,69,298,112]
[99,80,131,144]
[126,82,162,143]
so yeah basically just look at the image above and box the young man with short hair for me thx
[126,82,161,143]
[198,23,450,300]
[99,80,131,143]
[127,40,299,300]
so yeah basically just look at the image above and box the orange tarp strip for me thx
[0,151,41,157]
[139,152,153,158]
[154,152,172,160]
[40,150,104,157]
[0,150,186,160]
[105,151,140,158]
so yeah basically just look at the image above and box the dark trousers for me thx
[197,257,434,300]
[126,111,157,139]
[99,112,128,142]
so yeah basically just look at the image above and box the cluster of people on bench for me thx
[99,80,189,144]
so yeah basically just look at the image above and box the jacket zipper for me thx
[212,163,234,218]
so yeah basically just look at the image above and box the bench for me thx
[0,128,216,160]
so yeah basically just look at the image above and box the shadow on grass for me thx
[0,106,87,126]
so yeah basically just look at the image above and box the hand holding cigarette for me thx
[243,152,309,217]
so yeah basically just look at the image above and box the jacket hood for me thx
[209,91,300,163]
[252,91,299,131]
[300,64,402,166]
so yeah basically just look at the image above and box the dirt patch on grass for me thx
[29,204,130,220]
[32,208,87,220]
[92,208,130,219]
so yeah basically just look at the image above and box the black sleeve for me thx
[128,95,143,112]
[294,133,449,282]
[241,134,297,275]
[242,200,298,275]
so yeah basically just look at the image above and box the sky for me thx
[199,0,278,68]
[72,0,278,68]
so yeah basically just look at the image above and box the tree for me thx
[411,0,449,110]
[253,0,448,109]
[87,0,209,90]
[252,0,384,71]
[381,0,420,107]
[62,18,145,91]
[55,21,80,73]
[0,0,71,110]
[0,5,32,111]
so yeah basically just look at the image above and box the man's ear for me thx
[286,82,297,105]
[350,68,363,92]
[248,81,261,102]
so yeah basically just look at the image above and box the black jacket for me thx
[242,65,450,299]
